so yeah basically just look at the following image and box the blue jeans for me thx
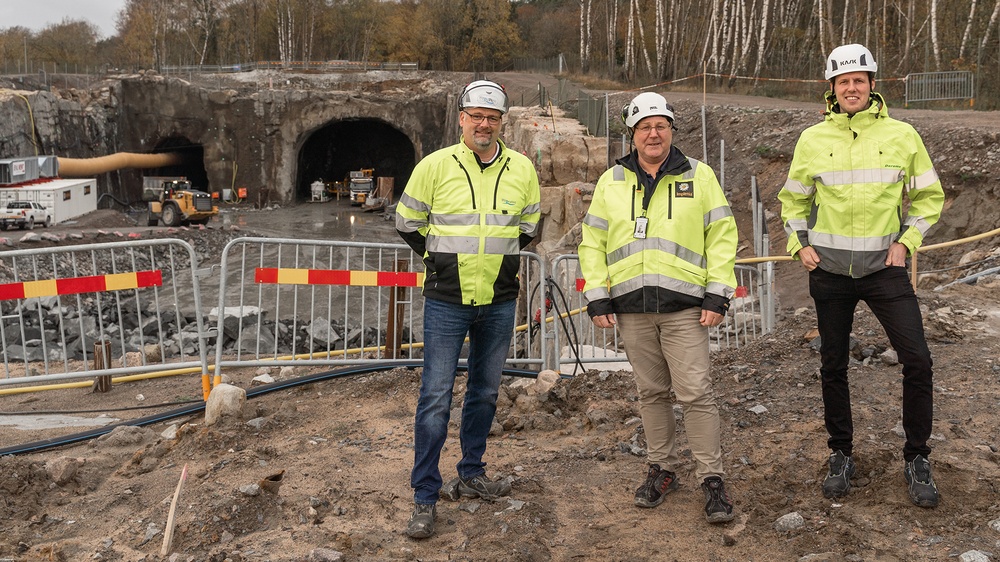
[810,266,934,461]
[411,297,516,505]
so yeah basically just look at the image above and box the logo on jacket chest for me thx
[674,181,694,198]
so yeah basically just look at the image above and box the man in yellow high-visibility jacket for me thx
[396,80,541,539]
[778,43,944,508]
[579,92,738,524]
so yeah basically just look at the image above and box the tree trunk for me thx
[980,0,1000,53]
[930,0,941,70]
[959,0,979,60]
[752,0,770,78]
[580,0,592,73]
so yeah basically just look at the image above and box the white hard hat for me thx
[825,44,877,80]
[621,92,675,128]
[459,80,509,114]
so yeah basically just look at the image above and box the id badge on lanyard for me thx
[634,216,648,239]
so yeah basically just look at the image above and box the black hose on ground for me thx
[0,361,544,457]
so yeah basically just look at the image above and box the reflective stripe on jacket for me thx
[578,148,738,316]
[778,92,944,278]
[395,138,541,305]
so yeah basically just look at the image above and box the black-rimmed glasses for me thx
[463,111,502,125]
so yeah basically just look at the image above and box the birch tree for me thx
[275,0,294,65]
[959,0,979,60]
[580,0,593,72]
[980,0,1000,52]
[752,0,771,77]
[605,0,619,78]
[930,0,941,69]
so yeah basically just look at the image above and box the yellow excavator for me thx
[143,177,218,226]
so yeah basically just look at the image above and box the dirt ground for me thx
[0,265,999,562]
[2,205,1000,562]
[2,85,1000,561]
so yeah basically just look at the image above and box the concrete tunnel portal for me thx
[296,119,416,202]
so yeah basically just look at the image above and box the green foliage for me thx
[753,144,783,160]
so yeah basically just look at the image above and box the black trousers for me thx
[809,266,934,461]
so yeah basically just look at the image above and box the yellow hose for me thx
[58,152,183,177]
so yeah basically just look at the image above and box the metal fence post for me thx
[386,258,408,359]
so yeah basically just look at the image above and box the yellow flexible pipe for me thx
[58,152,183,177]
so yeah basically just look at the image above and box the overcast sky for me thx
[5,0,124,38]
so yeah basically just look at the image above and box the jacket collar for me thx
[616,145,690,178]
[457,138,507,169]
[824,91,889,129]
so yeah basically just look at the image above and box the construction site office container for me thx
[0,178,98,224]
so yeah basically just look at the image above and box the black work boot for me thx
[904,455,940,508]
[633,464,678,508]
[701,476,735,523]
[822,450,856,499]
[405,503,436,539]
[457,474,512,501]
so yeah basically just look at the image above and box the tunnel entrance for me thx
[149,137,209,191]
[296,119,416,202]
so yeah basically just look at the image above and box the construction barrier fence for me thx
[0,239,212,390]
[1,237,784,396]
[210,238,550,382]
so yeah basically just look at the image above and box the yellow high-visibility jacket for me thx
[579,148,737,318]
[395,138,541,306]
[779,92,944,278]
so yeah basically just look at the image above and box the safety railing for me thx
[18,228,1000,393]
[211,238,549,381]
[160,60,419,75]
[905,71,975,107]
[546,255,775,373]
[0,240,212,391]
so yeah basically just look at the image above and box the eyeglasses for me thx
[634,123,672,135]
[463,111,502,125]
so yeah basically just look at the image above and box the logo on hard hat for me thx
[631,106,640,116]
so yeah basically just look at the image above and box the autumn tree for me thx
[33,19,100,70]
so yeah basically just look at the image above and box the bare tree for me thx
[930,0,941,69]
[580,0,593,72]
[752,0,771,78]
[275,0,294,65]
[605,0,620,78]
[980,0,1000,52]
[180,0,229,65]
[959,0,979,60]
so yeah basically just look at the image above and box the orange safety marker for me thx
[0,270,162,301]
[255,267,423,287]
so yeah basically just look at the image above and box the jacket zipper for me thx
[452,155,477,210]
[668,182,673,220]
[492,157,511,209]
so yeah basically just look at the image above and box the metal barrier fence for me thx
[211,238,549,380]
[905,71,974,106]
[0,240,212,389]
[160,60,419,75]
[578,92,608,137]
[547,255,774,374]
[1,236,777,391]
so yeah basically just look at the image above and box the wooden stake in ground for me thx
[161,464,189,556]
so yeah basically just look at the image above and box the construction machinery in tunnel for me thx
[296,119,416,202]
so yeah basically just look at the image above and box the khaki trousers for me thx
[617,308,725,481]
